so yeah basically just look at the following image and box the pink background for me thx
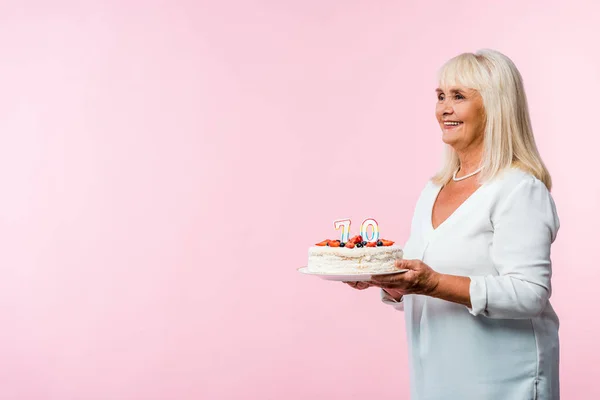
[0,1,598,399]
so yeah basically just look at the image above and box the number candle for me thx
[334,219,351,243]
[360,218,380,242]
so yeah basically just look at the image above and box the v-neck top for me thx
[429,180,485,231]
[381,167,560,400]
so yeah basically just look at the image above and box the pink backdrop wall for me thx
[0,1,598,399]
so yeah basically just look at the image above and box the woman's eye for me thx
[438,94,444,101]
[455,94,464,100]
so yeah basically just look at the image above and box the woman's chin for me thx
[441,131,459,145]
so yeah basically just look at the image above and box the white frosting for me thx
[307,245,403,274]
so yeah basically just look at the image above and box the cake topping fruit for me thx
[349,235,363,244]
[315,237,394,248]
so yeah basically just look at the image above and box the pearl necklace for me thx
[452,166,483,182]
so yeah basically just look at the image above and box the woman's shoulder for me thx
[479,167,553,213]
[406,179,441,215]
[418,179,442,198]
[488,166,548,195]
[488,167,560,237]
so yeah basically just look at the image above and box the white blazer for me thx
[382,167,560,400]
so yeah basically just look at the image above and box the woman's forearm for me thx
[428,273,472,308]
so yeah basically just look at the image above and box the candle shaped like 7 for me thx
[360,218,380,242]
[333,219,351,243]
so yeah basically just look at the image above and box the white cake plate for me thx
[297,266,408,282]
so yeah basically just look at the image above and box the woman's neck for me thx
[456,150,483,175]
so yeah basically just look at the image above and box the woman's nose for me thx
[436,99,454,117]
[442,103,454,115]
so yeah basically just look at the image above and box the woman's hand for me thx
[342,281,404,302]
[342,281,373,290]
[370,259,441,296]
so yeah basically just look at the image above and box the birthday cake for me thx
[307,235,403,275]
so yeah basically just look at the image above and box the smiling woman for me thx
[346,49,560,400]
[433,50,552,189]
[435,86,485,150]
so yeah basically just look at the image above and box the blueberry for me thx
[376,240,383,246]
[356,242,363,248]
[340,242,346,247]
[361,241,367,246]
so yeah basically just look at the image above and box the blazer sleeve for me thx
[467,176,560,319]
[380,289,404,311]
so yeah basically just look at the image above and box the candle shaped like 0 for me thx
[360,218,380,242]
[333,219,351,243]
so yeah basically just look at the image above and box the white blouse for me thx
[382,168,560,400]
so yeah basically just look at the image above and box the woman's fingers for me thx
[371,270,412,289]
[343,259,434,294]
[370,276,396,288]
[395,258,419,270]
[372,270,408,283]
[342,281,372,290]
[355,282,370,290]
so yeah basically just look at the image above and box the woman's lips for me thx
[443,122,463,130]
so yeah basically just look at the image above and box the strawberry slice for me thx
[344,241,355,249]
[315,240,330,246]
[380,239,395,246]
[349,235,363,244]
[366,242,377,247]
[329,240,340,247]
